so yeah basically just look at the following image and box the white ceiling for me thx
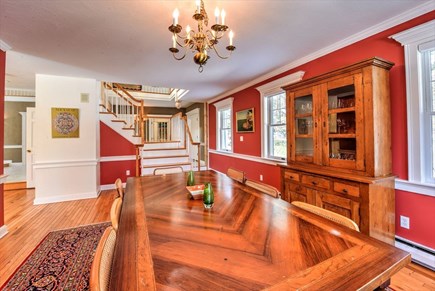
[0,0,433,106]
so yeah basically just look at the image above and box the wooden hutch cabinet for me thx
[280,57,395,244]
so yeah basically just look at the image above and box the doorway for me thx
[4,96,35,189]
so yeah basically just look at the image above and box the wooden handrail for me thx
[112,83,143,104]
[104,83,136,107]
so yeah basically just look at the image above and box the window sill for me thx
[395,179,435,197]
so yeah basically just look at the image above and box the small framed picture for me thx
[236,108,254,133]
[51,107,80,138]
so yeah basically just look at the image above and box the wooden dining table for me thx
[109,170,410,290]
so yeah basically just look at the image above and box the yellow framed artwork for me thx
[51,107,80,138]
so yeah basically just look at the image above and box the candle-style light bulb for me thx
[172,9,179,26]
[172,35,176,48]
[221,9,226,25]
[214,7,220,24]
[196,0,200,13]
[186,25,191,40]
[229,30,234,46]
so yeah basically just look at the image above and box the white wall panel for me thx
[34,75,100,203]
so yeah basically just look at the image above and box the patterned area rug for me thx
[1,222,110,291]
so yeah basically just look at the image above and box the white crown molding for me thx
[207,1,434,103]
[33,191,99,205]
[255,71,305,96]
[0,39,12,51]
[390,20,435,45]
[100,155,136,162]
[0,225,9,239]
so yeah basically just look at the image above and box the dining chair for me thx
[90,226,117,291]
[153,166,184,175]
[114,178,124,199]
[110,197,123,232]
[291,201,360,231]
[226,167,246,183]
[245,179,281,198]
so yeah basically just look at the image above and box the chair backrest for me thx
[153,166,184,175]
[114,178,124,199]
[226,168,246,183]
[291,201,360,231]
[245,179,281,198]
[110,197,123,232]
[90,226,117,291]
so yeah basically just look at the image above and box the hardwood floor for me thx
[0,188,115,286]
[0,188,433,289]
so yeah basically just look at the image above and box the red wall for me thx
[0,50,5,227]
[100,121,137,185]
[209,12,435,248]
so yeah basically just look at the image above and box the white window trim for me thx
[390,20,435,195]
[256,71,305,159]
[213,97,234,152]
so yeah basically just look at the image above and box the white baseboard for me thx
[100,182,126,191]
[34,191,99,205]
[0,225,9,239]
[395,236,435,270]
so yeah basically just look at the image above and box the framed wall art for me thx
[236,108,254,133]
[51,107,80,138]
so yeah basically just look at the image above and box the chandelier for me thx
[168,0,236,72]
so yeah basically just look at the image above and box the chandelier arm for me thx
[213,30,225,40]
[212,45,232,60]
[172,50,187,61]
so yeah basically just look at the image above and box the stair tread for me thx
[142,147,187,151]
[142,162,191,168]
[144,141,181,144]
[142,155,189,159]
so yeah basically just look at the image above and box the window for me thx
[391,20,435,195]
[219,107,232,151]
[267,92,287,159]
[422,47,435,183]
[213,98,233,152]
[256,71,305,160]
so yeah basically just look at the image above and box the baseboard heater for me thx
[395,236,435,271]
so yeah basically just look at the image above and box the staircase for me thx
[141,142,192,175]
[99,82,200,176]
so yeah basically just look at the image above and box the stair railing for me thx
[102,82,145,144]
[143,115,173,143]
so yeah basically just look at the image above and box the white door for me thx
[186,109,200,168]
[26,107,35,188]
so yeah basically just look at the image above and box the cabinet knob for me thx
[342,189,348,194]
[312,181,318,185]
